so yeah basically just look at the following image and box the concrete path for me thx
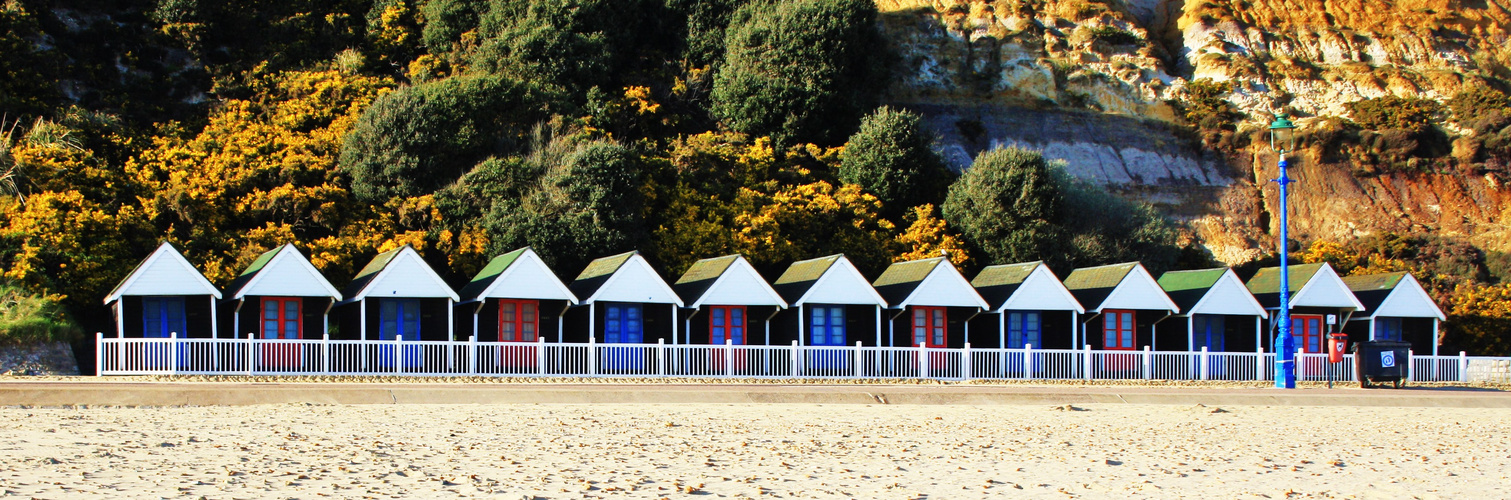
[2,381,1509,407]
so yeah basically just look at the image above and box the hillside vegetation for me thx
[2,0,1511,355]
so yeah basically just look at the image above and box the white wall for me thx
[239,248,339,299]
[1293,266,1364,310]
[900,264,986,308]
[483,251,576,302]
[114,246,218,298]
[798,258,885,306]
[694,258,784,307]
[593,256,681,304]
[1374,276,1446,319]
[362,250,456,299]
[1099,266,1177,312]
[1189,271,1265,317]
[1000,265,1083,312]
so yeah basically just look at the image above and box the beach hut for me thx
[770,255,887,371]
[457,247,577,369]
[1157,268,1268,352]
[104,241,221,340]
[872,256,989,350]
[222,244,342,350]
[1063,262,1180,354]
[969,261,1085,350]
[566,251,683,371]
[1342,272,1446,356]
[1246,263,1365,354]
[336,245,459,350]
[674,254,787,346]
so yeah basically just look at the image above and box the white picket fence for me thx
[94,332,1485,383]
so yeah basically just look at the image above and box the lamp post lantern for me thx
[1270,113,1297,389]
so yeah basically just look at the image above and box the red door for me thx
[260,297,302,368]
[1292,314,1324,379]
[498,299,539,369]
[1102,310,1136,372]
[912,307,947,373]
[709,306,746,371]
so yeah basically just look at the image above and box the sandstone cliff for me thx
[877,0,1511,264]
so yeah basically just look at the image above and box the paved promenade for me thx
[2,380,1508,407]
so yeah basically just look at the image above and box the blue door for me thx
[142,297,187,368]
[1194,315,1225,377]
[603,303,644,371]
[378,299,422,368]
[808,305,847,371]
[1004,311,1041,374]
[1373,318,1402,341]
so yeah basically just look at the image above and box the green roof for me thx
[342,246,403,299]
[872,258,944,306]
[772,255,842,303]
[1246,263,1325,308]
[673,255,740,304]
[1063,262,1138,310]
[1342,272,1409,316]
[1157,268,1228,313]
[222,246,283,298]
[971,261,1042,310]
[459,247,528,301]
[569,251,637,299]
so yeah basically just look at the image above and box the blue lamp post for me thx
[1270,113,1297,389]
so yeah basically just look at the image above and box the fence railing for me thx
[94,333,1500,383]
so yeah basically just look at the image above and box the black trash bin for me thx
[1353,340,1412,388]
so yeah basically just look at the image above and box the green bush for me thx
[339,74,548,200]
[1446,87,1511,131]
[1086,26,1140,46]
[710,0,889,146]
[1345,95,1442,132]
[0,286,83,346]
[941,147,1064,267]
[1051,168,1182,275]
[838,106,953,219]
[420,0,481,54]
[471,0,675,102]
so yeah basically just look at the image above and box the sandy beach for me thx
[0,402,1506,499]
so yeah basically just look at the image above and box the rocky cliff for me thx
[876,0,1511,264]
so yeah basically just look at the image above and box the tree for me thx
[1052,167,1182,275]
[731,180,895,276]
[941,147,1062,268]
[340,74,546,201]
[711,0,888,146]
[838,106,952,218]
[485,141,648,276]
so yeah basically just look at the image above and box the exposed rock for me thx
[0,342,80,376]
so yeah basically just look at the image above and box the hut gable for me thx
[569,251,682,305]
[1247,263,1364,311]
[1064,262,1177,313]
[105,241,221,304]
[674,255,785,308]
[1343,273,1445,320]
[1158,268,1265,317]
[460,247,576,304]
[772,254,886,306]
[972,261,1083,313]
[342,245,458,302]
[224,244,341,300]
[873,257,987,309]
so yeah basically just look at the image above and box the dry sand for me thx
[0,403,1506,499]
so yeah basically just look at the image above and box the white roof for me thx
[995,263,1085,313]
[888,260,989,309]
[345,246,459,302]
[683,255,786,308]
[580,253,684,306]
[790,256,887,307]
[467,248,577,304]
[1185,269,1268,318]
[105,241,221,304]
[1356,274,1446,321]
[1097,264,1180,314]
[231,244,342,300]
[1290,263,1366,311]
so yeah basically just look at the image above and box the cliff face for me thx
[877,0,1511,264]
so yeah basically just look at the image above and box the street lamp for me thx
[1270,113,1297,389]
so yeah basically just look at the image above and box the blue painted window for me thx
[379,299,421,341]
[1006,312,1041,348]
[810,306,845,346]
[1194,315,1225,351]
[605,304,643,343]
[1374,318,1401,341]
[142,296,186,338]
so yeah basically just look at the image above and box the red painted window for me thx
[260,297,302,368]
[498,299,539,343]
[1291,315,1323,353]
[912,306,947,348]
[1102,310,1135,350]
[261,297,302,340]
[709,306,746,345]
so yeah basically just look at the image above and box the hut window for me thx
[1103,310,1134,350]
[605,304,643,343]
[1007,312,1040,348]
[142,296,186,338]
[710,306,746,345]
[809,306,845,346]
[1374,317,1402,341]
